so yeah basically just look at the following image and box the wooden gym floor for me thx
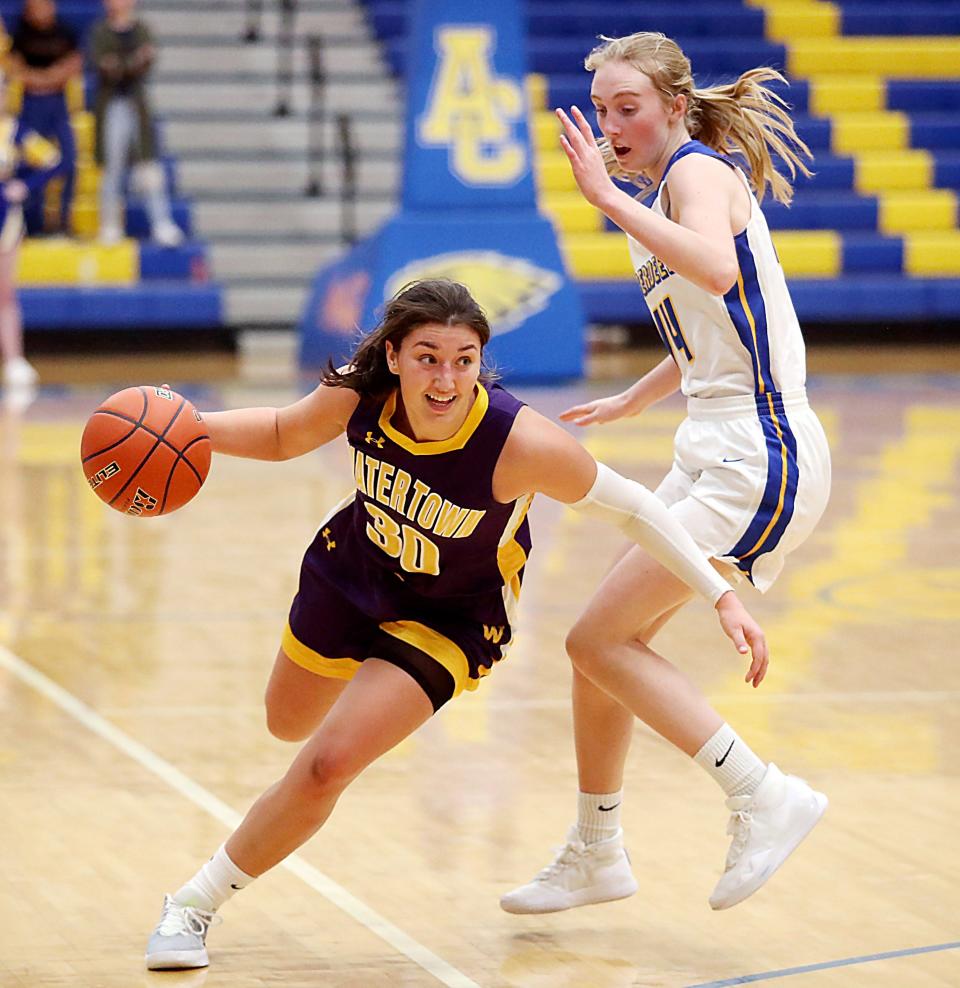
[1,343,958,987]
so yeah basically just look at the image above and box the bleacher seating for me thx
[361,0,960,326]
[0,0,222,330]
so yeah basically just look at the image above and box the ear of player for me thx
[80,385,212,517]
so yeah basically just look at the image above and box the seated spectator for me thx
[0,70,60,391]
[90,0,182,247]
[5,0,81,237]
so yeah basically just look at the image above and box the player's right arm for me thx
[204,384,361,461]
[560,355,680,426]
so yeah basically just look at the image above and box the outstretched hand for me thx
[556,105,616,210]
[715,591,769,687]
[559,391,631,427]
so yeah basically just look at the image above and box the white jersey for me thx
[627,140,807,400]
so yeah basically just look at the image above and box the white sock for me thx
[174,844,255,912]
[577,789,623,844]
[693,724,766,798]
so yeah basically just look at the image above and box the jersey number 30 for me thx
[364,502,441,575]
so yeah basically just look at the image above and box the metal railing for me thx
[304,34,325,197]
[336,112,358,246]
[273,0,297,117]
[242,0,263,42]
[243,9,360,246]
[242,0,297,116]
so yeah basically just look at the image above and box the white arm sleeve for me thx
[570,462,731,605]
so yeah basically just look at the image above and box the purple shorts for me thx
[284,567,512,711]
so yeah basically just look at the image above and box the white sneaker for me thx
[145,894,220,970]
[500,827,638,914]
[3,357,38,388]
[709,763,827,910]
[152,220,184,248]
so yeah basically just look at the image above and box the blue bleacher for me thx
[839,4,960,36]
[384,36,788,80]
[577,277,960,324]
[367,2,768,42]
[20,284,222,329]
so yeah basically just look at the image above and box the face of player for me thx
[590,60,688,184]
[385,322,483,442]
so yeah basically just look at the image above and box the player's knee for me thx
[565,622,601,675]
[304,747,357,797]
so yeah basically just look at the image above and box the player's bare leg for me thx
[263,648,348,741]
[503,546,825,914]
[146,659,434,969]
[501,564,692,914]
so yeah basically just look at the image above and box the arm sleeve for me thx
[569,462,731,604]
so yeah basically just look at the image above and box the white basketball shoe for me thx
[500,827,638,914]
[145,894,220,969]
[709,762,827,910]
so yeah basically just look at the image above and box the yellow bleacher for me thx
[17,239,136,285]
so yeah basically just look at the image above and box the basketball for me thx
[80,385,212,517]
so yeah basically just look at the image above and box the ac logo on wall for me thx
[417,26,526,186]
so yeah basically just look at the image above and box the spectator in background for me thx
[90,0,182,247]
[5,0,81,237]
[0,70,60,392]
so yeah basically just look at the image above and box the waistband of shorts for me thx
[686,387,809,421]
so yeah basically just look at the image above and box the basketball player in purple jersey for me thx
[145,279,766,971]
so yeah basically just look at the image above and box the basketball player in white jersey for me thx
[501,32,832,914]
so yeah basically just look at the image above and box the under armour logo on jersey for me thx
[365,432,385,448]
[322,527,336,551]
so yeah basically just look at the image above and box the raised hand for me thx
[556,105,616,210]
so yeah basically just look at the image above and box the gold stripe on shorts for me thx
[379,620,473,696]
[281,623,361,680]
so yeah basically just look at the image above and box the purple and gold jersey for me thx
[301,382,532,634]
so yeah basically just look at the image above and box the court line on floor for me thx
[687,940,960,986]
[0,644,480,988]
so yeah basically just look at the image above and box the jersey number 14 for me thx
[652,296,693,362]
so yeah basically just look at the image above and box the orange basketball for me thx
[80,386,212,517]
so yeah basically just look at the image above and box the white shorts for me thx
[655,388,831,593]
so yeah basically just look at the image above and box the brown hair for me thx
[321,279,497,398]
[585,32,812,204]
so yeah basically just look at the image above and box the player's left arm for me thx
[494,407,768,678]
